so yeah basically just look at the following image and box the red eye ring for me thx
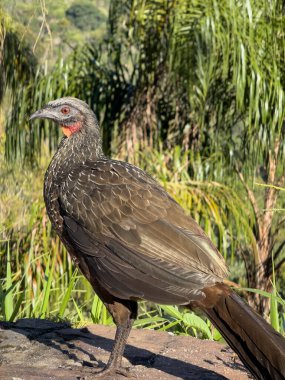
[61,106,70,115]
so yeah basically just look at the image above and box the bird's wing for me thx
[59,159,228,304]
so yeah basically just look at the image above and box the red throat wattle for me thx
[61,121,82,137]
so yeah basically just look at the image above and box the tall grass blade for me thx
[9,291,25,322]
[58,269,78,319]
[72,298,84,322]
[5,243,13,321]
[40,252,56,318]
[270,258,280,332]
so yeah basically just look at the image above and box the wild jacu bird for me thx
[30,97,285,379]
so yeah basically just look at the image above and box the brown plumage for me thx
[30,97,285,379]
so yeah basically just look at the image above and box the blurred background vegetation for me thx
[0,0,284,339]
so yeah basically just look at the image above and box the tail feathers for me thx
[203,292,285,380]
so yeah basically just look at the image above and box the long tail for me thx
[202,291,285,380]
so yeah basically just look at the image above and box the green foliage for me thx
[239,287,285,334]
[132,0,285,177]
[270,271,280,333]
[1,0,109,60]
[0,10,36,104]
[3,0,285,178]
[135,303,215,339]
[66,3,106,31]
[0,204,87,322]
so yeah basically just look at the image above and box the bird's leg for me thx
[104,317,134,375]
[93,300,138,378]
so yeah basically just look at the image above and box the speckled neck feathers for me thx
[48,109,103,178]
[44,111,104,235]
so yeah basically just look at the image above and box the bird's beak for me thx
[29,108,59,122]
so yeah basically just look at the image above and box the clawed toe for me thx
[116,366,134,377]
[92,365,134,378]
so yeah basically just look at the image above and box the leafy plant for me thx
[135,302,214,339]
[0,10,36,104]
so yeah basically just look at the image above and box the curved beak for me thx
[29,108,59,122]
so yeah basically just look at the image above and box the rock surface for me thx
[0,319,251,380]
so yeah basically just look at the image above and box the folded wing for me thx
[59,159,228,304]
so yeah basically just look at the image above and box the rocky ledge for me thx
[0,319,251,379]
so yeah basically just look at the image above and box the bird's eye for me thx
[61,106,70,115]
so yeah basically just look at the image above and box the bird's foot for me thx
[92,365,134,378]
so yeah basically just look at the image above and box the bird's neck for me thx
[47,129,104,184]
[44,121,104,236]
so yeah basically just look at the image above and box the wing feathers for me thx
[60,158,228,303]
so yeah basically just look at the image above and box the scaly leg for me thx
[93,300,137,378]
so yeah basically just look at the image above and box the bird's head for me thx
[30,97,99,138]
